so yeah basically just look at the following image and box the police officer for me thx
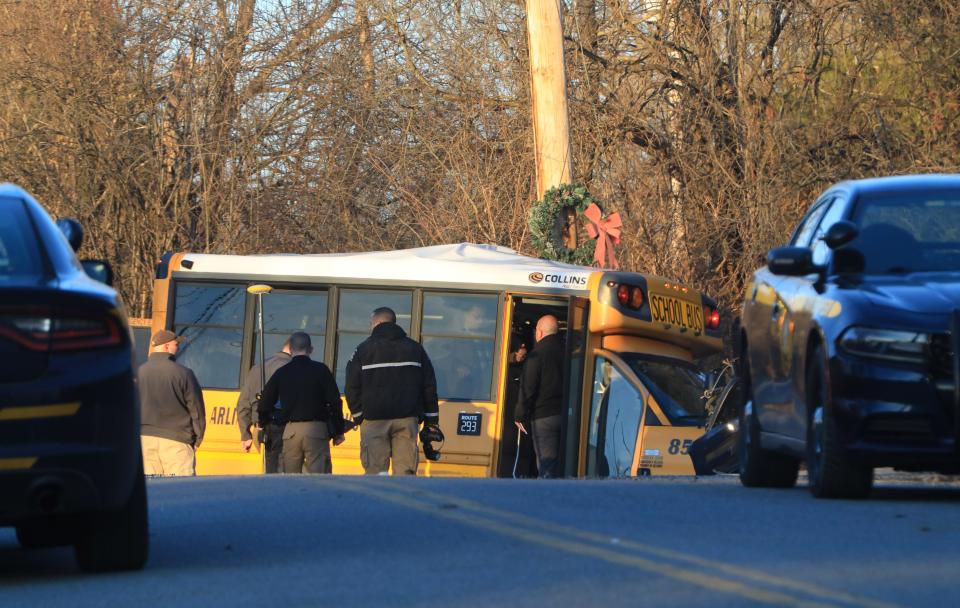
[236,337,292,473]
[345,307,440,475]
[514,315,564,478]
[257,332,345,474]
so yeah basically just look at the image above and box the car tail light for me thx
[704,307,721,330]
[617,284,630,306]
[0,309,124,352]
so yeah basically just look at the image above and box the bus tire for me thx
[738,355,799,488]
[74,469,149,572]
[806,346,872,499]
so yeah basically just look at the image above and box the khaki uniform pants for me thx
[142,435,195,476]
[360,417,419,475]
[282,421,331,474]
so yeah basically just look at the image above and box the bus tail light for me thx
[615,284,646,310]
[0,310,124,352]
[704,307,721,330]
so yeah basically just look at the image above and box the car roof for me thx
[833,174,960,196]
[0,183,33,201]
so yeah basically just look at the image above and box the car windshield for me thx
[0,197,44,282]
[852,191,960,274]
[621,355,708,424]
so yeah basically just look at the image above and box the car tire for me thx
[806,345,873,499]
[16,517,76,549]
[74,468,149,572]
[738,354,800,488]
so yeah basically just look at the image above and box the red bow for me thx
[584,203,622,269]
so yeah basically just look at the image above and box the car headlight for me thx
[838,327,929,363]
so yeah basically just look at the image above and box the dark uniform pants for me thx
[263,422,285,474]
[282,421,331,474]
[360,417,419,475]
[531,414,562,478]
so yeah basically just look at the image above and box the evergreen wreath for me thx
[528,183,605,266]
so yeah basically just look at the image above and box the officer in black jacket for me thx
[345,307,440,475]
[514,315,564,478]
[258,332,345,474]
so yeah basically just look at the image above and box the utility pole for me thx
[526,0,573,203]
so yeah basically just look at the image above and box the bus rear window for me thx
[0,198,43,281]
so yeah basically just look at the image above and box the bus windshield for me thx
[621,355,708,424]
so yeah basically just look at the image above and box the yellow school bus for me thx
[148,244,723,477]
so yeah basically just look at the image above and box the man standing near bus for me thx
[257,332,345,474]
[514,315,564,478]
[138,329,206,476]
[236,337,293,473]
[345,307,440,475]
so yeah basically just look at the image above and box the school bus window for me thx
[623,355,707,424]
[587,357,643,478]
[335,289,412,388]
[254,290,328,364]
[131,326,151,368]
[421,293,498,401]
[172,282,245,389]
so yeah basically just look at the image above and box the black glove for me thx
[352,413,364,427]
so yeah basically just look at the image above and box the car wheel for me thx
[16,517,76,549]
[738,356,799,488]
[806,345,873,499]
[74,468,149,572]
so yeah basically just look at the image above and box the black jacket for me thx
[236,351,292,440]
[345,322,439,424]
[258,355,345,433]
[138,353,206,447]
[515,333,564,421]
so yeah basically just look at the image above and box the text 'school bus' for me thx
[148,244,723,477]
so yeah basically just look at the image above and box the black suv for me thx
[738,175,960,498]
[0,184,147,570]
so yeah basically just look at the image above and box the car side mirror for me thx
[823,220,859,250]
[767,247,818,276]
[81,259,114,286]
[56,218,84,252]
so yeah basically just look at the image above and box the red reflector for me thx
[704,308,720,330]
[617,284,629,306]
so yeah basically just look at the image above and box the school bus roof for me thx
[173,243,596,293]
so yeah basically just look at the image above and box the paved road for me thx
[1,473,958,607]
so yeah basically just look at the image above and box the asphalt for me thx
[0,473,958,607]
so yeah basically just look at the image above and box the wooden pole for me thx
[526,0,573,204]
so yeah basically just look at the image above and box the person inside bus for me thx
[236,336,293,473]
[514,314,564,478]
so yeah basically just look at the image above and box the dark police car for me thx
[738,175,960,498]
[0,184,147,570]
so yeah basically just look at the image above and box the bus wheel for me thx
[806,346,872,499]
[738,360,799,488]
[74,469,149,572]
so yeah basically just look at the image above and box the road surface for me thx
[1,473,958,607]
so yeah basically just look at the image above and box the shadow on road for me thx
[870,485,960,502]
